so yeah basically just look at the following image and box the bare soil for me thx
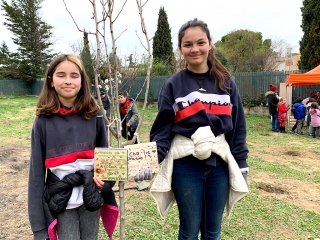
[0,140,319,239]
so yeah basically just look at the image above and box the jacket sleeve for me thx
[278,104,288,113]
[150,90,175,163]
[267,94,278,108]
[297,104,306,119]
[225,81,249,169]
[28,119,49,240]
[128,102,139,127]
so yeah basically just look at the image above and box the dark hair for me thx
[36,54,98,119]
[178,18,233,92]
[296,97,304,103]
[309,92,316,98]
[307,98,316,104]
[118,91,128,97]
[311,102,319,109]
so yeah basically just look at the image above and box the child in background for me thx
[306,98,317,137]
[28,54,117,240]
[306,98,316,126]
[118,91,139,144]
[291,97,306,135]
[100,91,111,119]
[309,102,320,139]
[277,98,289,133]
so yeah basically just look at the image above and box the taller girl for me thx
[28,54,117,240]
[150,19,249,239]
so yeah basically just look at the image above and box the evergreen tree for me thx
[108,52,122,67]
[214,49,229,69]
[299,0,320,70]
[1,0,55,80]
[80,31,95,83]
[152,6,174,74]
[0,41,19,78]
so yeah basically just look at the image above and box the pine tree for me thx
[0,41,19,78]
[299,0,320,70]
[1,0,55,80]
[80,31,95,83]
[152,6,174,74]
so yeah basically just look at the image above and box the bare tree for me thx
[262,38,293,72]
[63,0,153,239]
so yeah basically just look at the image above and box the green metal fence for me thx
[0,79,32,95]
[1,70,317,102]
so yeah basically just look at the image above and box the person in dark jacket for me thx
[265,84,280,132]
[101,91,110,119]
[118,91,139,144]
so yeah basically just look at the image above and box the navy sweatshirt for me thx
[28,109,108,239]
[150,68,248,168]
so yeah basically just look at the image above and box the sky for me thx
[0,0,304,60]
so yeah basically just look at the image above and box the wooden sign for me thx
[94,148,128,181]
[124,142,159,181]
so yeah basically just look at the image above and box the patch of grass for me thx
[248,157,316,183]
[0,96,37,147]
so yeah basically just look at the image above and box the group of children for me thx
[278,96,320,139]
[277,94,320,139]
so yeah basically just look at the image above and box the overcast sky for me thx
[0,0,303,59]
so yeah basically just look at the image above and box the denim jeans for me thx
[172,160,229,240]
[310,126,320,138]
[271,112,280,131]
[315,126,320,138]
[57,204,100,240]
[309,125,314,136]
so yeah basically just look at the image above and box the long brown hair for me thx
[178,18,233,92]
[36,54,98,119]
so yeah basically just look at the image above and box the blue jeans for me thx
[172,160,229,240]
[271,112,280,131]
[309,125,320,137]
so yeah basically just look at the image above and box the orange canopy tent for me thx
[285,65,320,86]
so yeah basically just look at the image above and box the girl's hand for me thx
[93,177,104,190]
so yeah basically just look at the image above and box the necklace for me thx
[193,76,206,92]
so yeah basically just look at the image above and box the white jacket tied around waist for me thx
[150,126,249,219]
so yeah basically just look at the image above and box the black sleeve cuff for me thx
[100,181,116,192]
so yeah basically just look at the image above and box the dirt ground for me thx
[0,143,319,239]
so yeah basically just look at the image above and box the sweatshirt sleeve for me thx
[150,92,175,163]
[28,119,49,239]
[225,81,249,169]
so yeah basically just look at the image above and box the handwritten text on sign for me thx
[94,148,128,181]
[124,142,159,181]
